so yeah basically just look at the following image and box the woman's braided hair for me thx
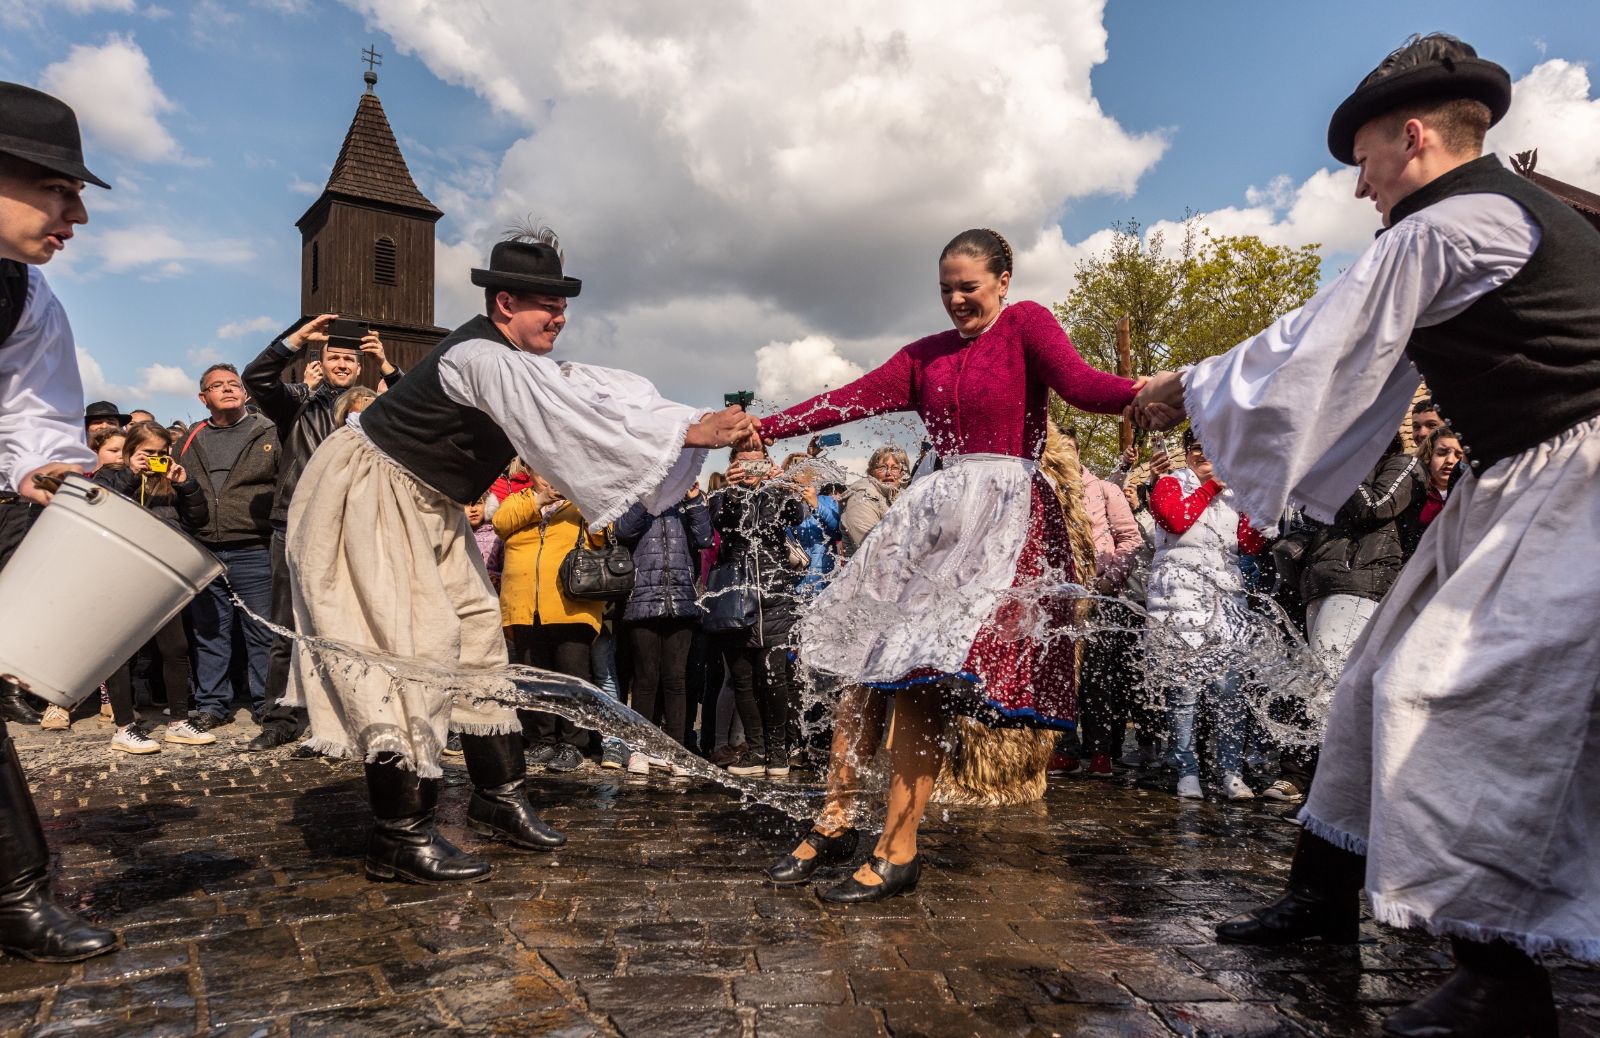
[941,227,1014,276]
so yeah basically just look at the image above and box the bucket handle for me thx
[31,472,103,504]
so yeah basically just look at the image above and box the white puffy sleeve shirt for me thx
[0,268,94,493]
[436,339,707,527]
[1182,192,1539,529]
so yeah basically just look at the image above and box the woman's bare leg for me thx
[852,690,945,884]
[790,684,885,860]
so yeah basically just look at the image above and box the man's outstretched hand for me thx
[686,406,762,450]
[1126,370,1187,430]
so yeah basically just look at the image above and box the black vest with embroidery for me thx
[357,315,518,504]
[1392,154,1600,473]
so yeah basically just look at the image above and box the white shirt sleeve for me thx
[436,339,708,527]
[0,268,94,492]
[1182,192,1538,529]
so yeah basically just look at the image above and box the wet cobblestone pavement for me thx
[3,717,1597,1037]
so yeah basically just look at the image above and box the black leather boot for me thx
[817,854,921,904]
[766,828,858,885]
[0,723,117,961]
[363,757,491,883]
[1215,831,1363,945]
[459,732,566,851]
[1383,939,1557,1038]
[0,680,41,726]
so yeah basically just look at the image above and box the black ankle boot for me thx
[1383,939,1557,1038]
[0,681,41,726]
[363,757,491,884]
[0,725,117,961]
[458,732,566,851]
[766,828,857,885]
[1216,831,1363,945]
[817,854,921,904]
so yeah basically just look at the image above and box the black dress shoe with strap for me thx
[765,828,857,885]
[817,854,920,904]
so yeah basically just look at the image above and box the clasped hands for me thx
[1125,371,1187,431]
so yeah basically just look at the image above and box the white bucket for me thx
[0,474,224,708]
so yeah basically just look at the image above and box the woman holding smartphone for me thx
[92,421,213,753]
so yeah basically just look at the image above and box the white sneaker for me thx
[164,720,217,746]
[1223,772,1255,801]
[112,724,160,754]
[625,751,652,776]
[1176,774,1202,799]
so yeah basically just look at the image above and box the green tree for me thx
[1049,217,1322,472]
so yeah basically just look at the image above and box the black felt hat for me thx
[0,82,110,189]
[84,400,131,426]
[470,241,582,297]
[1327,35,1511,166]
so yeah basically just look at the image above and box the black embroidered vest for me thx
[1392,155,1600,473]
[357,315,519,504]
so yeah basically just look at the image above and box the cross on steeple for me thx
[362,45,383,91]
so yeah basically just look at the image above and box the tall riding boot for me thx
[0,722,117,961]
[0,679,41,726]
[1383,938,1557,1037]
[1215,831,1363,945]
[459,732,566,850]
[363,756,491,884]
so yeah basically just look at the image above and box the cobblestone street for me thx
[1,718,1596,1038]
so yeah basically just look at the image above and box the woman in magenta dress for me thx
[758,229,1139,902]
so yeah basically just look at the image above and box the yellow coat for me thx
[493,493,605,631]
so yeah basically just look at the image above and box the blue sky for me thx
[2,0,1598,435]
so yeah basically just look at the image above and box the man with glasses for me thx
[840,446,907,555]
[176,363,280,738]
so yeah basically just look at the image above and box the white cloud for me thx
[216,315,277,339]
[352,0,1167,407]
[186,345,224,367]
[1,0,130,26]
[434,238,485,329]
[88,225,254,276]
[755,336,865,401]
[77,349,196,404]
[1489,58,1600,190]
[1148,166,1377,261]
[288,176,321,196]
[39,35,185,164]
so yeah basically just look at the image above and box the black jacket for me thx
[91,466,208,532]
[616,496,715,622]
[708,482,806,646]
[176,414,279,548]
[242,339,402,525]
[1301,452,1426,604]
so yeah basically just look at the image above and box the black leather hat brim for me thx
[1327,57,1511,165]
[470,268,582,298]
[0,138,110,189]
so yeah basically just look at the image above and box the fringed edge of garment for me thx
[1181,376,1287,535]
[588,410,696,529]
[300,733,446,780]
[449,719,521,737]
[1368,892,1600,964]
[1298,810,1371,855]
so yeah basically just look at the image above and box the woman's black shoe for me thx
[1382,939,1558,1038]
[817,854,920,904]
[765,828,857,885]
[1216,831,1363,945]
[459,732,567,850]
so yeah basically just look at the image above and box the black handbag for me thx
[702,555,759,633]
[558,520,636,602]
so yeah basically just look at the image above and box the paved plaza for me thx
[1,718,1596,1038]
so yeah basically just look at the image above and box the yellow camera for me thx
[147,455,171,474]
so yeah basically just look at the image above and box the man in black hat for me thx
[82,400,131,438]
[1132,33,1597,1036]
[0,80,118,962]
[285,227,759,887]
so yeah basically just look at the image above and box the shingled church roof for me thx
[1511,149,1600,234]
[321,89,442,217]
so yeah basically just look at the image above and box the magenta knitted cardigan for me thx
[760,301,1137,456]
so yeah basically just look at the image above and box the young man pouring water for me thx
[1132,34,1600,1037]
[0,82,118,962]
[286,228,759,885]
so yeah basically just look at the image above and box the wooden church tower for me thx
[295,53,446,376]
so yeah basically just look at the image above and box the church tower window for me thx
[374,236,397,285]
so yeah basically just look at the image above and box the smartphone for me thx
[724,390,755,408]
[325,317,369,353]
[147,455,171,474]
[816,433,842,448]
